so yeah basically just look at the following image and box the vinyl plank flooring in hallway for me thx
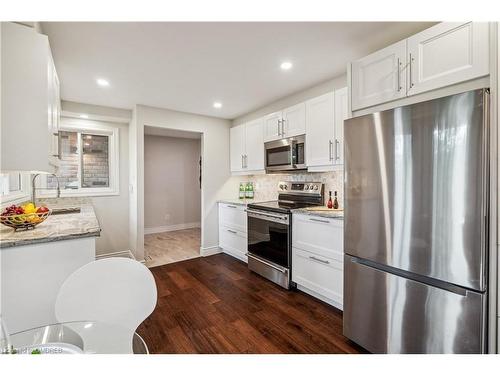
[144,228,200,268]
[137,253,366,354]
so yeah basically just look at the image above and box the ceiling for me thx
[41,22,436,120]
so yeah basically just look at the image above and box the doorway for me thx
[143,126,202,267]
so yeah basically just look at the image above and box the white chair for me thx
[55,258,157,353]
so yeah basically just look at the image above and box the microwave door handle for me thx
[290,140,296,168]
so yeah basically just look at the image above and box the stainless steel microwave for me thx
[265,135,306,172]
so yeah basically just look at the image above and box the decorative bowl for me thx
[0,210,52,231]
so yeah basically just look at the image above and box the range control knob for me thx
[279,184,284,190]
[304,185,309,190]
[314,185,318,190]
[283,185,288,190]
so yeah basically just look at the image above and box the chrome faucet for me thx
[31,173,61,206]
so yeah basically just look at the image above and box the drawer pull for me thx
[227,205,237,208]
[227,229,237,234]
[309,256,330,264]
[309,217,330,224]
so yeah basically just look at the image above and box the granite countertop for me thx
[0,199,101,249]
[292,207,344,220]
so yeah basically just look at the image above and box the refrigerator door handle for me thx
[347,256,470,296]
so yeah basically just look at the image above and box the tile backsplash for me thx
[238,170,344,208]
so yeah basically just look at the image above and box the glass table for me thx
[8,321,148,354]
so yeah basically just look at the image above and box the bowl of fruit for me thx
[0,203,51,231]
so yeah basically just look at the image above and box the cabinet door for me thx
[351,40,407,111]
[407,22,489,96]
[245,117,264,171]
[282,102,306,138]
[305,92,335,168]
[263,111,282,142]
[334,87,349,165]
[230,125,245,172]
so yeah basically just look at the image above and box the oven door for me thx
[265,135,306,172]
[247,209,291,288]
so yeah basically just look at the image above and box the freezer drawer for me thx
[343,255,486,354]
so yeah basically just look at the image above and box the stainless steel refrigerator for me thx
[343,89,490,354]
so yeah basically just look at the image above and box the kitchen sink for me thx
[51,207,81,215]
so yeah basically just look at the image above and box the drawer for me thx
[219,203,247,232]
[292,214,343,261]
[219,225,247,261]
[292,247,343,307]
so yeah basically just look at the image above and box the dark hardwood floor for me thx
[137,253,366,354]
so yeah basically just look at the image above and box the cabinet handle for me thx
[328,140,333,161]
[241,155,244,169]
[335,139,340,160]
[409,53,415,89]
[397,58,402,92]
[277,119,282,136]
[227,229,237,234]
[309,217,330,224]
[281,119,285,136]
[309,256,330,264]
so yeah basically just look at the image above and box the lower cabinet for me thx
[218,202,247,262]
[292,213,344,309]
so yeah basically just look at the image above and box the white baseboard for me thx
[200,246,222,257]
[144,222,200,235]
[96,250,135,260]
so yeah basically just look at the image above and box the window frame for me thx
[38,117,120,198]
[0,172,31,205]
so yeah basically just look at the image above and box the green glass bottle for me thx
[247,182,254,199]
[239,183,245,200]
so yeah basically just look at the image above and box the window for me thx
[41,118,120,197]
[0,172,30,204]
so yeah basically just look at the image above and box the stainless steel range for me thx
[246,181,324,289]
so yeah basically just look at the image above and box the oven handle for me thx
[247,253,287,274]
[247,209,289,222]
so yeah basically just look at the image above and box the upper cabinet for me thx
[350,22,490,111]
[48,52,61,166]
[230,118,264,174]
[263,103,306,142]
[306,87,348,171]
[351,40,407,111]
[406,22,489,96]
[1,22,52,172]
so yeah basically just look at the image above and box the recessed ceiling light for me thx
[96,78,110,87]
[280,61,293,70]
[213,102,222,109]
[79,114,89,119]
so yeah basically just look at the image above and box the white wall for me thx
[144,135,201,230]
[232,74,347,126]
[130,104,234,261]
[61,102,131,257]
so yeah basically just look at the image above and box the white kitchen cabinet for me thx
[350,22,490,111]
[263,103,306,142]
[1,237,95,333]
[351,39,407,111]
[263,111,283,142]
[244,118,265,171]
[282,102,306,138]
[48,52,61,167]
[230,125,246,172]
[306,92,335,169]
[292,213,344,309]
[407,22,489,96]
[218,203,247,262]
[1,22,51,172]
[230,119,264,174]
[334,87,349,165]
[306,87,348,171]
